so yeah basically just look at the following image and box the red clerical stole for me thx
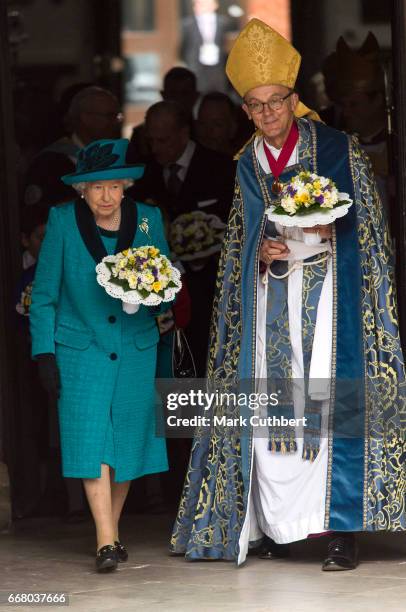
[262,122,299,194]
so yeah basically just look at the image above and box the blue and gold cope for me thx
[170,118,406,563]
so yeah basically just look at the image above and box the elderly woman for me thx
[30,138,171,572]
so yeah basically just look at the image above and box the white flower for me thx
[320,192,334,208]
[329,187,339,205]
[281,196,298,215]
[141,272,154,284]
[292,178,305,191]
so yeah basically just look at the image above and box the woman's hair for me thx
[72,178,134,193]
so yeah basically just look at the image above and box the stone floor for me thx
[1,514,406,612]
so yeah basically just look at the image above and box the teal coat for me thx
[30,197,170,482]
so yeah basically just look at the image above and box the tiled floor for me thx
[1,514,406,611]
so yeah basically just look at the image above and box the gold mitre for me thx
[226,18,319,124]
[226,18,301,97]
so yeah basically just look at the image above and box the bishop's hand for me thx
[260,238,290,265]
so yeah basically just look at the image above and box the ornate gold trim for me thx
[325,222,337,528]
[307,122,335,528]
[347,137,369,529]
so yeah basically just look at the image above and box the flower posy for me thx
[274,171,346,216]
[169,211,225,260]
[105,246,178,299]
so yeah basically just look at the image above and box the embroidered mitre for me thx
[226,18,301,97]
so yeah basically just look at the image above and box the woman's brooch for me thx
[139,217,151,239]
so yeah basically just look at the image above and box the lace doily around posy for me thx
[266,194,353,228]
[95,258,182,306]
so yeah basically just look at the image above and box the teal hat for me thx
[61,138,144,185]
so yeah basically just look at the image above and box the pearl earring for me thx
[81,194,84,199]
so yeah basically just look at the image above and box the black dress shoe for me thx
[258,536,291,559]
[322,533,358,571]
[114,540,128,563]
[96,545,118,573]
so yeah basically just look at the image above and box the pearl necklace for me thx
[97,209,121,232]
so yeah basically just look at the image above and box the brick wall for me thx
[247,0,291,40]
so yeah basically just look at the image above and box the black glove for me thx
[37,353,61,402]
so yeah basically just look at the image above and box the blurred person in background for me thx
[196,91,238,156]
[132,100,235,223]
[180,0,233,93]
[128,67,200,164]
[23,86,123,209]
[130,100,236,376]
[161,67,201,117]
[321,34,391,222]
[55,82,94,140]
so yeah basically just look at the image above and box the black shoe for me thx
[114,540,128,563]
[322,533,358,571]
[96,545,118,573]
[258,536,291,560]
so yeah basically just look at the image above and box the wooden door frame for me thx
[0,4,22,503]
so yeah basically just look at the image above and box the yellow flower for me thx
[298,192,310,203]
[122,249,129,257]
[149,247,159,257]
[153,281,162,292]
[313,180,321,190]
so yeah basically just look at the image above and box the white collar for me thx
[71,133,86,150]
[254,134,298,172]
[174,140,196,169]
[264,139,283,157]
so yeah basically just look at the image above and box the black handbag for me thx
[172,328,196,378]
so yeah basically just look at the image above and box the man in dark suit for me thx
[180,0,233,93]
[129,101,236,375]
[132,101,235,223]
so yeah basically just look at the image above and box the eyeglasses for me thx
[83,111,124,122]
[246,91,294,115]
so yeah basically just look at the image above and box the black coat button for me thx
[108,315,116,323]
[110,353,118,361]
